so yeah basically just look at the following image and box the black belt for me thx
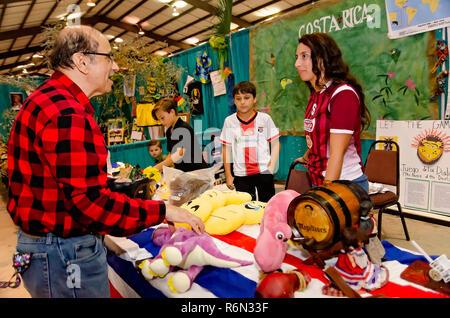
[20,231,44,239]
[21,230,104,241]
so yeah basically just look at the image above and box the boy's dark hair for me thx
[147,139,162,149]
[232,81,256,98]
[151,98,178,121]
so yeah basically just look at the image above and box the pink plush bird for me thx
[253,190,300,272]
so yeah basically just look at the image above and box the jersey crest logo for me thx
[304,118,315,132]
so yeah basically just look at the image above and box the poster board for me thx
[384,0,450,39]
[376,120,450,218]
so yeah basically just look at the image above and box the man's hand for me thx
[164,203,205,234]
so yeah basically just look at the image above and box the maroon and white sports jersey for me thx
[304,81,364,186]
[219,111,280,176]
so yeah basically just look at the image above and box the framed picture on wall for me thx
[178,113,190,124]
[107,117,126,146]
[10,92,23,110]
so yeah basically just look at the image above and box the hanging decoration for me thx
[196,51,212,84]
[123,75,136,97]
[93,37,182,135]
[208,0,233,79]
[123,74,136,105]
[431,39,448,73]
[209,35,228,77]
[430,70,449,101]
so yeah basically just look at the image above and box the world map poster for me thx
[385,0,450,39]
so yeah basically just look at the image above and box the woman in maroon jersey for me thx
[294,32,371,192]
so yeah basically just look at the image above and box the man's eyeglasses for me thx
[82,52,114,63]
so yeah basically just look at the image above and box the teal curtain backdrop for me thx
[230,28,250,84]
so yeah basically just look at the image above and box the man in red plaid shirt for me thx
[7,25,204,298]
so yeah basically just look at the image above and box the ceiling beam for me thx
[0,16,101,41]
[0,15,192,64]
[141,0,249,55]
[99,0,123,16]
[0,0,30,5]
[0,45,43,59]
[0,1,7,30]
[137,1,174,27]
[183,0,251,28]
[236,0,279,18]
[2,0,36,66]
[94,0,113,16]
[98,16,193,50]
[252,0,317,24]
[9,62,48,75]
[13,0,66,68]
[0,25,42,41]
[0,58,34,71]
[101,0,148,34]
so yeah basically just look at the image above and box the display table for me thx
[106,224,448,298]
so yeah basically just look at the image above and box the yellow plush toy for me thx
[240,201,267,225]
[175,198,214,230]
[221,190,252,205]
[204,204,247,235]
[176,189,266,235]
[198,189,227,210]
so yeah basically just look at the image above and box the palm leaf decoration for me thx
[209,0,233,78]
[213,0,233,36]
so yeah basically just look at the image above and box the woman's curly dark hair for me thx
[298,32,371,131]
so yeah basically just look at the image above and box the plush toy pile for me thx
[177,189,267,235]
[136,186,269,294]
[137,225,253,293]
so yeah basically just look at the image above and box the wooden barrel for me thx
[287,180,372,250]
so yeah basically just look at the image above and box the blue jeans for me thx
[16,230,110,298]
[352,173,369,193]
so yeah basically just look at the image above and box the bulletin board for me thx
[249,0,439,137]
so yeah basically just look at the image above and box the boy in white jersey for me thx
[219,81,280,202]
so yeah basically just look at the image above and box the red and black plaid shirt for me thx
[7,71,165,237]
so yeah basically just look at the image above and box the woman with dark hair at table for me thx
[294,32,371,192]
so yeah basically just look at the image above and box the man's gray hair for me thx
[48,25,104,70]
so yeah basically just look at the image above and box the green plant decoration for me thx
[92,37,183,137]
[0,108,20,143]
[0,76,41,92]
[209,0,232,78]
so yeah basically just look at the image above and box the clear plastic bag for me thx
[154,163,221,206]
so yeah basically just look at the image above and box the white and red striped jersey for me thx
[219,111,280,176]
